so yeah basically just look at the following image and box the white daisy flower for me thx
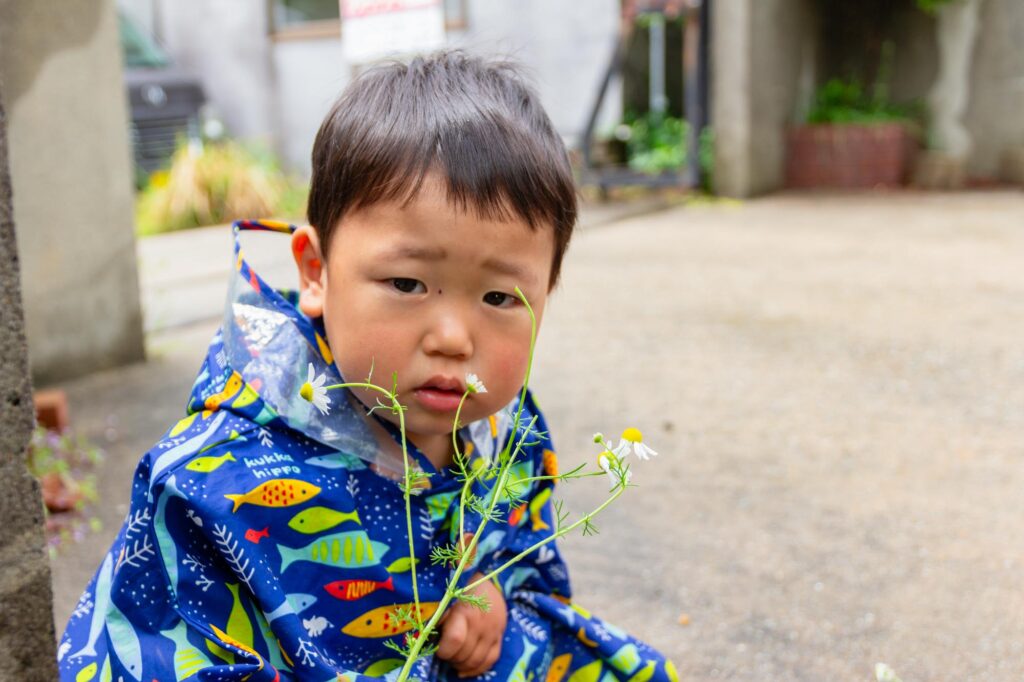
[597,450,631,490]
[611,427,658,461]
[299,362,331,415]
[466,372,487,394]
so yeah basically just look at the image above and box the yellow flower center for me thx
[299,382,314,402]
[621,427,643,443]
[597,451,618,468]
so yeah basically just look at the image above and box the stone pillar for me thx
[0,0,145,384]
[711,0,815,197]
[0,87,59,682]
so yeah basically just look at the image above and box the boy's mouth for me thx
[411,376,466,412]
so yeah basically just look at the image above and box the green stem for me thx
[396,289,540,681]
[461,481,627,593]
[320,381,421,610]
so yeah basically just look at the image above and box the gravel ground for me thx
[50,192,1024,680]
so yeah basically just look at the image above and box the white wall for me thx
[271,37,350,174]
[450,0,623,144]
[124,0,621,175]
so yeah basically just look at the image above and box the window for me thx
[270,0,468,39]
[443,0,468,30]
[270,0,341,40]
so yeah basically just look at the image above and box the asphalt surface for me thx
[49,192,1024,680]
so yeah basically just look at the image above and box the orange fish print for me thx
[225,479,320,513]
[340,602,440,638]
[508,502,528,527]
[204,372,244,411]
[543,449,559,479]
[324,576,394,601]
[245,526,270,544]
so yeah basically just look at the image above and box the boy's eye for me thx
[391,278,426,294]
[483,291,516,308]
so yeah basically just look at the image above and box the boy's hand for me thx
[436,572,507,678]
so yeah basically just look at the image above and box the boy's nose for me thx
[422,311,473,360]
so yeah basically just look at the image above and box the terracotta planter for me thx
[785,123,917,189]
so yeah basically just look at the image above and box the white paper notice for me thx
[341,0,446,63]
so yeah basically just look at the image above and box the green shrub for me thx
[135,140,308,236]
[621,112,715,190]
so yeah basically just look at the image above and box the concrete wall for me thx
[0,82,58,682]
[885,0,1024,178]
[129,0,620,175]
[150,0,277,147]
[0,0,145,384]
[712,0,815,197]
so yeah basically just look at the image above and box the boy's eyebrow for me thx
[482,257,536,284]
[380,245,447,261]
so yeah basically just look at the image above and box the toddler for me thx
[58,51,677,681]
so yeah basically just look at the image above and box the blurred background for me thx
[2,0,1023,679]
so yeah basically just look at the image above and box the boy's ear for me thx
[292,225,326,318]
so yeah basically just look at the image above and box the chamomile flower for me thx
[597,450,631,490]
[299,362,331,416]
[611,427,658,461]
[466,372,487,394]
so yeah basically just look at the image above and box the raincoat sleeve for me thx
[469,394,574,600]
[59,440,297,682]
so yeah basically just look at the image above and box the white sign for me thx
[341,0,446,64]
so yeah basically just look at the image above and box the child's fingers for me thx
[435,610,468,660]
[455,637,495,677]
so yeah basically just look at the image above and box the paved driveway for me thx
[53,192,1024,680]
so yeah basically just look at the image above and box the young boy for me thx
[58,51,677,681]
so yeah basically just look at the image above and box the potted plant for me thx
[786,76,920,189]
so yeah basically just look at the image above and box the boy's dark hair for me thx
[307,50,577,288]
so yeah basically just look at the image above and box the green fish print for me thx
[287,506,361,534]
[159,619,214,680]
[278,531,389,572]
[185,451,237,473]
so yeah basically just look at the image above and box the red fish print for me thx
[245,526,270,544]
[508,502,528,526]
[324,576,394,601]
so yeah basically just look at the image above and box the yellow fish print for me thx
[340,602,440,638]
[567,660,603,682]
[363,658,403,675]
[225,479,320,513]
[75,662,97,682]
[529,487,552,531]
[186,452,237,473]
[546,653,572,682]
[232,383,260,408]
[169,412,199,437]
[287,506,361,534]
[628,661,658,682]
[209,623,264,672]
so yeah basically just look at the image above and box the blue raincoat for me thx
[58,220,678,681]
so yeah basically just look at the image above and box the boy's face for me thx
[293,175,556,462]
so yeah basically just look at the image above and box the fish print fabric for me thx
[58,220,678,681]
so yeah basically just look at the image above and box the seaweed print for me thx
[295,639,319,667]
[512,606,548,642]
[124,508,152,541]
[212,524,255,592]
[121,534,155,569]
[418,507,433,540]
